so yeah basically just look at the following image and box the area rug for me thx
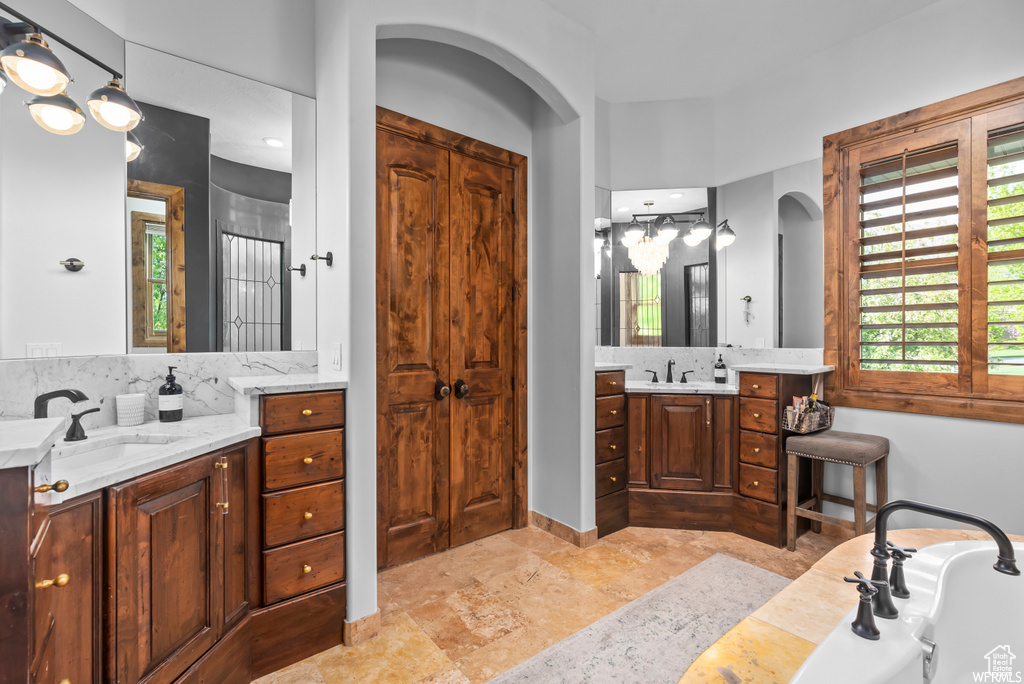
[490,553,790,684]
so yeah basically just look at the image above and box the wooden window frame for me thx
[825,76,1024,424]
[131,210,169,347]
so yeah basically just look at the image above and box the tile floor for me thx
[255,525,842,684]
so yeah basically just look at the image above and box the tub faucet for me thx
[844,571,887,640]
[667,360,675,383]
[869,499,1020,619]
[34,389,89,418]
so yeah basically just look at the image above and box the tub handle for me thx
[921,637,937,681]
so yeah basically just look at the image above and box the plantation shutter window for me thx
[825,77,1024,423]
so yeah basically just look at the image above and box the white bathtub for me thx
[793,540,1024,683]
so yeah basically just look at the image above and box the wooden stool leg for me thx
[810,459,824,534]
[853,465,867,537]
[875,456,888,511]
[787,452,799,551]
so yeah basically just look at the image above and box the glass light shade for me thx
[717,222,737,249]
[88,79,143,132]
[26,92,86,135]
[622,218,644,247]
[655,216,679,244]
[627,237,670,276]
[682,230,702,247]
[690,216,713,241]
[0,35,71,97]
[126,130,143,162]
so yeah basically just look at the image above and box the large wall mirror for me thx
[0,6,317,360]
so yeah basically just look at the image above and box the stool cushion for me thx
[786,430,889,466]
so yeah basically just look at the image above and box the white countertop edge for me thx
[595,363,634,371]
[227,372,349,395]
[730,363,835,375]
[50,414,260,500]
[0,418,67,469]
[624,381,739,395]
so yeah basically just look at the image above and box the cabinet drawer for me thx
[596,489,628,538]
[595,457,626,498]
[739,397,777,433]
[739,373,778,399]
[738,463,778,504]
[261,391,345,435]
[596,395,626,430]
[263,429,345,491]
[263,531,346,604]
[264,481,346,548]
[596,371,626,397]
[595,426,626,465]
[739,430,778,468]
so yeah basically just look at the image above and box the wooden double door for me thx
[376,111,525,569]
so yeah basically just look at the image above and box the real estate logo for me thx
[973,645,1021,683]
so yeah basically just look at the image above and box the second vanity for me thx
[594,361,833,547]
[0,375,347,684]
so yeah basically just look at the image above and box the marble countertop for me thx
[0,417,67,469]
[730,362,834,375]
[679,527,1024,683]
[49,414,260,501]
[595,362,633,372]
[227,372,348,395]
[626,381,738,395]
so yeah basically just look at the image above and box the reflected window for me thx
[619,272,663,346]
[130,210,168,346]
[222,233,283,352]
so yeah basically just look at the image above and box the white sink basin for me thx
[56,433,183,461]
[626,380,729,392]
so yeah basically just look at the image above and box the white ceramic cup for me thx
[116,393,147,427]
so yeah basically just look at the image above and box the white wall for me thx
[0,45,127,359]
[780,195,823,348]
[595,97,611,190]
[290,94,317,351]
[315,0,596,624]
[608,97,715,190]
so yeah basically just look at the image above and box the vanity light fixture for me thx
[716,219,736,250]
[0,3,143,137]
[25,90,85,135]
[126,130,143,162]
[682,231,703,247]
[0,33,70,96]
[622,217,645,247]
[653,214,679,245]
[689,214,714,241]
[87,78,142,131]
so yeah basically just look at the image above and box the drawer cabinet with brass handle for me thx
[263,428,345,491]
[263,530,346,604]
[261,390,345,435]
[264,481,346,548]
[596,395,626,430]
[595,371,629,537]
[596,370,626,397]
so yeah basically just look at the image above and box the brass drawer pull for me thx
[752,384,760,389]
[34,480,69,494]
[706,420,711,426]
[36,573,70,589]
[752,481,760,487]
[303,457,314,464]
[302,409,313,416]
[609,381,617,386]
[610,410,618,415]
[610,476,617,482]
[302,564,312,574]
[753,413,761,418]
[214,461,228,469]
[609,445,617,450]
[753,447,761,453]
[216,502,229,510]
[303,511,313,520]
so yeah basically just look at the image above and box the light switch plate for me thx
[331,343,342,371]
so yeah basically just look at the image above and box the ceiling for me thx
[126,43,294,173]
[541,0,941,102]
[610,188,708,222]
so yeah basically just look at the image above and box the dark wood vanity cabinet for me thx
[649,395,713,491]
[595,371,628,537]
[109,440,257,684]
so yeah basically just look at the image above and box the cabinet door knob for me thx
[302,409,313,416]
[34,480,69,494]
[609,445,616,450]
[303,511,313,520]
[753,413,761,418]
[610,409,618,415]
[753,447,761,453]
[752,384,760,389]
[303,457,314,465]
[216,502,229,510]
[36,573,70,589]
[609,381,617,386]
[706,420,711,426]
[610,476,617,482]
[752,481,760,487]
[302,564,312,574]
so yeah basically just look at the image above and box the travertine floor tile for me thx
[413,663,471,684]
[679,617,817,684]
[252,658,326,684]
[542,543,645,587]
[315,612,448,683]
[454,623,560,684]
[501,526,576,555]
[751,568,857,644]
[599,544,712,603]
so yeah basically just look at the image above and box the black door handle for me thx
[453,379,470,399]
[435,380,451,401]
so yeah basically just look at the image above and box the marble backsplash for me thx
[595,346,824,382]
[0,351,318,427]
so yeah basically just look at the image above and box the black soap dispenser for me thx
[714,354,727,384]
[159,366,184,422]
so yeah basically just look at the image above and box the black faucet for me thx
[844,571,888,640]
[869,499,1020,619]
[645,370,659,383]
[667,360,675,383]
[65,407,101,442]
[886,541,916,599]
[34,389,89,418]
[680,370,695,384]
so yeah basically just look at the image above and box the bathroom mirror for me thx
[124,43,317,354]
[0,29,317,359]
[596,187,718,347]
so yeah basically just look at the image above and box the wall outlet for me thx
[331,343,342,371]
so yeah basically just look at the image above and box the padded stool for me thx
[786,430,889,551]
